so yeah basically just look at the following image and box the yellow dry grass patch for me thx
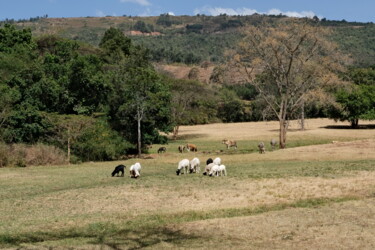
[5,170,375,235]
[227,138,375,162]
[177,118,375,141]
[168,198,375,249]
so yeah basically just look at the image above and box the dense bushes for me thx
[72,120,132,162]
[0,143,67,167]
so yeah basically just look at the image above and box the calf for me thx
[258,142,265,154]
[129,162,141,178]
[178,145,185,153]
[222,139,237,149]
[189,157,200,173]
[158,147,167,154]
[176,159,190,175]
[208,164,221,177]
[111,164,125,177]
[186,143,198,152]
[203,163,216,176]
[213,157,221,165]
[270,138,277,151]
[206,158,213,165]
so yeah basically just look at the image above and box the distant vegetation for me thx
[2,14,375,66]
[0,15,374,164]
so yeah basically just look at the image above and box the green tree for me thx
[0,84,20,139]
[330,84,375,127]
[110,65,171,157]
[169,78,214,139]
[217,88,249,123]
[99,27,132,63]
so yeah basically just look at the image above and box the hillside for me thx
[4,14,375,68]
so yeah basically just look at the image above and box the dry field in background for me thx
[1,118,375,249]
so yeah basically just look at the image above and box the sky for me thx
[1,0,374,23]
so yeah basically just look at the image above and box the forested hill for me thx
[3,14,375,67]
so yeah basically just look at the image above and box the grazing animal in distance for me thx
[270,139,277,151]
[258,142,266,154]
[158,147,167,154]
[206,158,213,165]
[209,164,221,177]
[129,162,141,178]
[222,139,237,149]
[213,157,221,165]
[186,143,198,152]
[189,157,200,173]
[178,145,185,153]
[111,164,125,177]
[176,159,190,175]
[218,164,227,176]
[203,163,216,176]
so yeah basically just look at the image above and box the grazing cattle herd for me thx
[111,139,278,178]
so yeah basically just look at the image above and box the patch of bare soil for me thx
[168,197,375,249]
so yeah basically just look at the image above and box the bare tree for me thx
[49,114,94,164]
[233,20,348,148]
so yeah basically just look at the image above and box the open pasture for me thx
[1,118,375,249]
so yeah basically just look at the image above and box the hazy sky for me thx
[1,0,374,23]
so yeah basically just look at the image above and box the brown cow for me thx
[178,145,185,153]
[222,139,237,149]
[186,143,198,152]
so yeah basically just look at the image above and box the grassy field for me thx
[1,118,375,249]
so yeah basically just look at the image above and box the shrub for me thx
[0,143,67,167]
[72,120,132,161]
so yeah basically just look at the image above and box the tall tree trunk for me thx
[67,129,71,165]
[300,100,305,131]
[173,125,180,140]
[279,100,288,149]
[351,119,359,128]
[137,109,142,158]
[279,119,288,149]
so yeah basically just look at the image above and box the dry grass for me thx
[177,118,375,141]
[1,118,375,249]
[167,198,375,249]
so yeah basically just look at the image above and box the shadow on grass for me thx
[172,133,208,141]
[0,195,361,249]
[323,124,375,130]
[0,223,200,249]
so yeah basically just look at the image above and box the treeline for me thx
[0,24,262,165]
[29,14,375,66]
[0,24,171,164]
[1,23,374,166]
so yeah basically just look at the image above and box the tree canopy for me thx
[234,20,348,148]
